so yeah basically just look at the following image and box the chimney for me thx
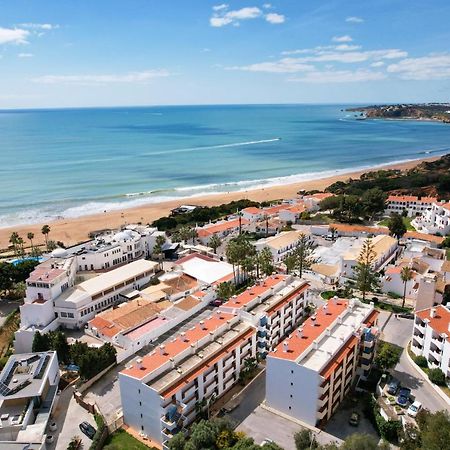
[136,358,143,370]
[200,321,207,330]
[159,344,166,355]
[313,340,319,349]
[430,308,436,319]
[180,332,188,342]
[283,341,290,353]
[297,327,304,339]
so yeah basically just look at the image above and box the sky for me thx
[0,0,450,108]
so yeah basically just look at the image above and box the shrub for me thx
[414,355,428,368]
[428,368,446,386]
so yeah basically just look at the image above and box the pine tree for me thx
[354,238,379,301]
[294,233,317,277]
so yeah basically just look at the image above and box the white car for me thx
[407,400,422,417]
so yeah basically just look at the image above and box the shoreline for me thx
[0,155,440,249]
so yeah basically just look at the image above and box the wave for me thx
[140,138,281,157]
[1,148,447,229]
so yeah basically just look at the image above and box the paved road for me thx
[380,312,448,413]
[0,300,20,327]
[49,387,95,450]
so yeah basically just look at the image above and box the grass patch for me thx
[321,290,337,300]
[0,309,20,363]
[378,216,415,231]
[104,429,156,450]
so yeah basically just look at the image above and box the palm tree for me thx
[27,232,35,254]
[209,234,222,254]
[16,237,25,258]
[400,266,414,308]
[41,225,51,251]
[9,232,19,257]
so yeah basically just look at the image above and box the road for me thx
[380,311,448,413]
[49,387,95,450]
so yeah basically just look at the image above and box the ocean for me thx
[1,104,449,228]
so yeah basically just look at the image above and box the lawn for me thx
[378,216,415,231]
[104,429,157,450]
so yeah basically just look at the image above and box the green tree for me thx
[52,331,70,364]
[428,368,446,386]
[167,431,186,450]
[341,433,380,450]
[27,232,35,255]
[284,253,297,275]
[294,429,318,449]
[258,247,275,277]
[417,410,450,450]
[375,341,402,371]
[32,331,51,353]
[388,214,407,240]
[189,419,218,449]
[354,238,379,301]
[0,262,15,297]
[41,224,51,251]
[400,266,413,308]
[209,234,222,254]
[217,281,235,300]
[294,233,317,277]
[153,235,166,259]
[9,232,20,257]
[361,188,387,220]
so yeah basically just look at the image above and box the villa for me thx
[412,201,450,236]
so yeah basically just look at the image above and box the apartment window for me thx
[60,312,67,318]
[291,370,294,374]
[139,401,142,406]
[289,406,292,410]
[290,382,293,386]
[67,313,74,318]
[140,413,143,418]
[138,389,141,394]
[290,394,293,398]
[141,426,144,431]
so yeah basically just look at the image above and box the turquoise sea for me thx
[1,104,449,227]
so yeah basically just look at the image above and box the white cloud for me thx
[289,69,386,83]
[265,13,285,24]
[371,61,385,67]
[210,5,285,27]
[346,16,364,23]
[212,4,228,11]
[228,58,315,73]
[0,27,29,45]
[334,44,362,51]
[20,23,59,30]
[18,52,33,58]
[32,69,171,85]
[387,54,450,80]
[332,35,353,43]
[263,3,272,8]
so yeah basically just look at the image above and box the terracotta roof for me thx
[197,218,249,237]
[270,300,349,361]
[442,202,450,212]
[330,223,389,235]
[221,275,288,310]
[161,327,254,399]
[263,204,287,216]
[120,312,235,379]
[242,207,263,215]
[309,193,334,200]
[442,260,450,273]
[404,231,444,244]
[416,305,450,341]
[175,295,201,311]
[27,267,66,283]
[161,274,199,294]
[176,252,215,264]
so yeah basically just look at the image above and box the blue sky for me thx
[0,0,450,108]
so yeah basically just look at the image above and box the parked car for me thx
[407,400,422,417]
[398,313,414,320]
[79,421,96,439]
[348,411,360,427]
[209,299,222,307]
[397,387,412,407]
[387,378,400,395]
[261,439,275,446]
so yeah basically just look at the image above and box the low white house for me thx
[385,195,438,218]
[254,230,307,263]
[412,202,450,235]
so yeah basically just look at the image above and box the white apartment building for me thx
[385,195,438,218]
[254,230,307,263]
[119,312,256,448]
[411,306,450,378]
[266,298,378,427]
[0,351,59,449]
[15,259,159,353]
[220,275,310,358]
[340,235,398,279]
[412,202,450,235]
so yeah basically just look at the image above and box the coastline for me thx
[0,155,440,249]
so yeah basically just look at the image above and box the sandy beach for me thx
[0,156,439,249]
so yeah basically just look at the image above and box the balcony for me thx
[161,411,184,432]
[432,338,444,350]
[430,349,442,362]
[413,333,424,346]
[162,426,187,441]
[414,322,426,334]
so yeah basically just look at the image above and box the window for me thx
[290,382,293,386]
[290,394,293,398]
[289,406,292,410]
[67,313,74,318]
[60,312,67,318]
[291,370,294,374]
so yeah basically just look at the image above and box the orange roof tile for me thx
[404,231,444,244]
[263,204,286,215]
[221,275,288,310]
[270,300,349,361]
[387,195,437,203]
[442,202,450,212]
[242,207,263,215]
[416,306,450,341]
[120,312,235,380]
[197,218,250,237]
[330,223,389,235]
[161,327,254,398]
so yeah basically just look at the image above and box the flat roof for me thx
[269,299,375,374]
[120,311,236,380]
[177,255,234,285]
[221,275,288,310]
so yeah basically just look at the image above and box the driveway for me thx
[237,406,339,450]
[49,387,95,450]
[380,312,448,413]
